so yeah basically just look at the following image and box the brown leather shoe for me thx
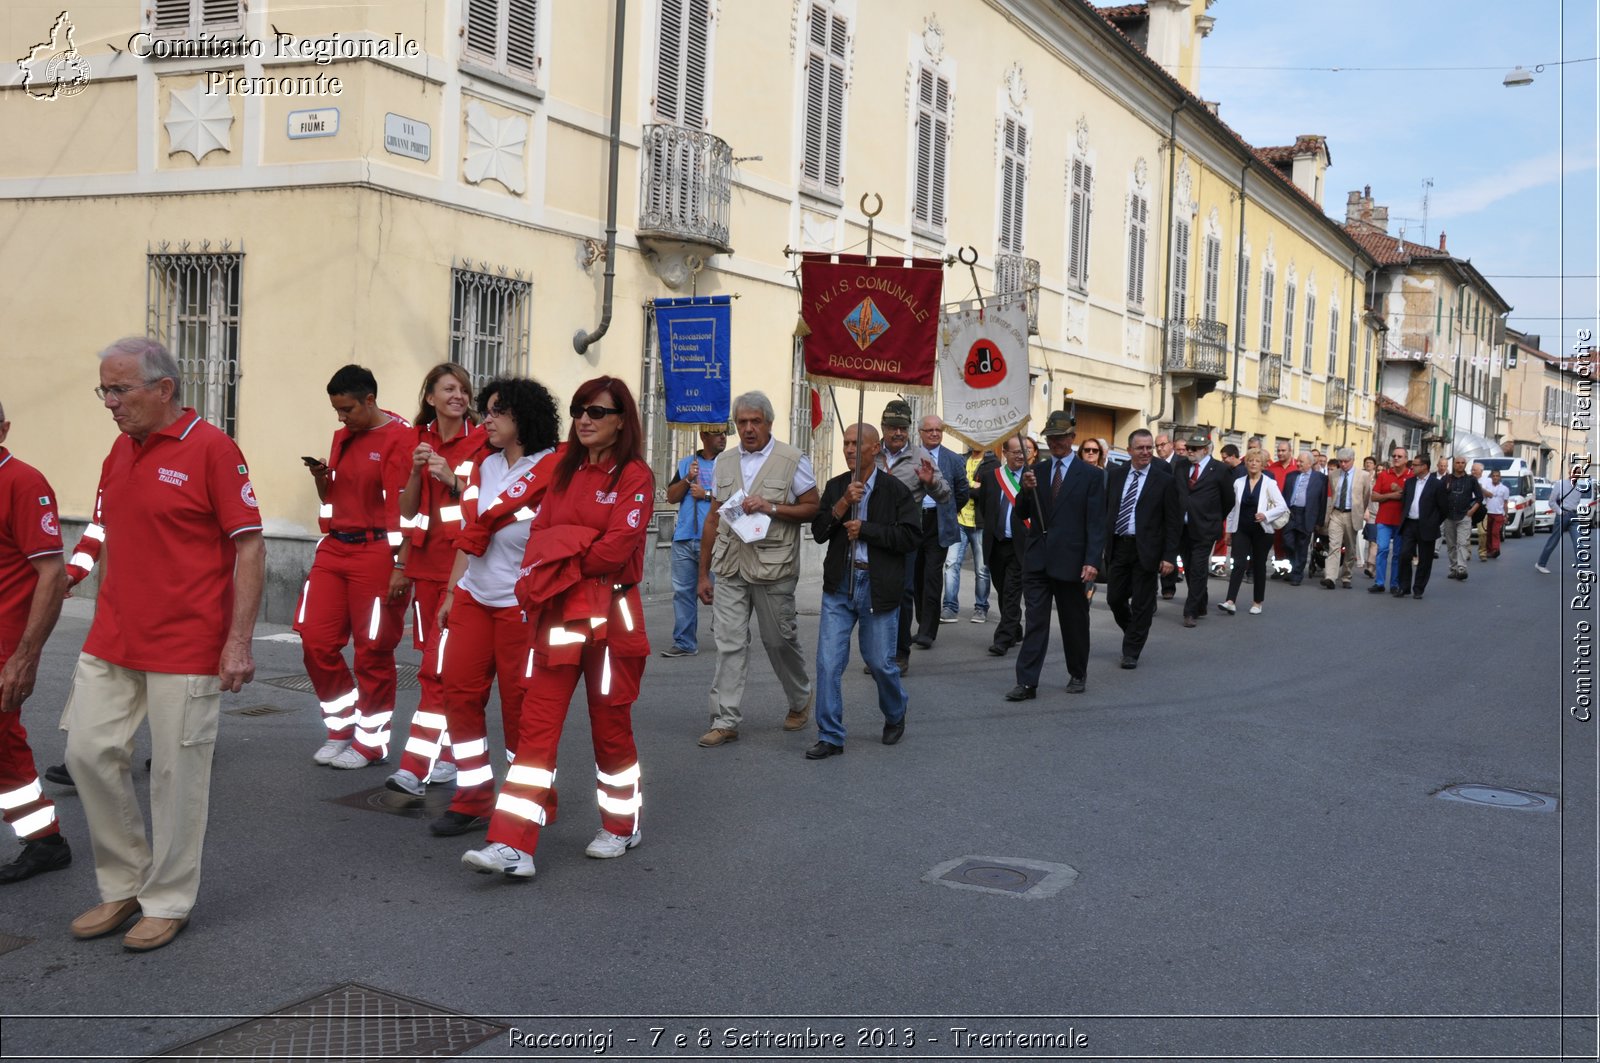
[123,915,188,952]
[697,727,738,747]
[71,898,141,940]
[783,700,812,731]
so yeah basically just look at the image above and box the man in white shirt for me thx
[1537,468,1589,573]
[1479,470,1510,560]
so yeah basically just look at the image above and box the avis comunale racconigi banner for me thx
[800,253,943,394]
[938,296,1032,449]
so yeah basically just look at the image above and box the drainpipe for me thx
[1343,250,1358,447]
[1152,97,1187,428]
[574,0,627,355]
[1228,157,1248,432]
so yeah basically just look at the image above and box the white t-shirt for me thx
[456,447,554,608]
[1484,483,1509,515]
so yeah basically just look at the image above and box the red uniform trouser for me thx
[294,537,408,757]
[439,590,529,817]
[396,578,455,780]
[486,644,643,855]
[1483,514,1505,556]
[0,651,59,841]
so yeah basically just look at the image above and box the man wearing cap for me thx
[1321,447,1370,588]
[1004,411,1105,699]
[1170,433,1232,627]
[876,400,951,671]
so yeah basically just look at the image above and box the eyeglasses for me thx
[570,404,622,420]
[94,381,160,401]
[483,405,508,419]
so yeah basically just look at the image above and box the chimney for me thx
[1344,185,1389,235]
[1438,232,1447,252]
[1288,135,1329,209]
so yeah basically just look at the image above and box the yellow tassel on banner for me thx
[793,316,812,338]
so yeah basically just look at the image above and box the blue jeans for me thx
[1374,523,1401,588]
[1539,511,1583,567]
[941,525,991,614]
[814,573,906,747]
[670,540,702,651]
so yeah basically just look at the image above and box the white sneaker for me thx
[385,769,425,797]
[584,828,642,859]
[427,761,458,785]
[1249,604,1263,615]
[462,843,535,878]
[1536,564,1551,574]
[1218,601,1237,614]
[328,746,383,769]
[313,739,351,765]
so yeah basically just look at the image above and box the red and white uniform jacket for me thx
[0,449,64,647]
[402,420,488,581]
[319,413,413,549]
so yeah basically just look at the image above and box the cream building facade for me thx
[4,0,1380,614]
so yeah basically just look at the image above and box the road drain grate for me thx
[223,704,295,717]
[263,663,420,693]
[923,856,1079,900]
[1436,784,1556,812]
[329,784,455,819]
[0,932,33,957]
[139,982,504,1062]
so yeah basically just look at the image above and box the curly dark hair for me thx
[475,377,561,454]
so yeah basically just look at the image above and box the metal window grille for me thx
[790,340,835,484]
[643,310,700,503]
[995,253,1040,334]
[449,264,531,389]
[147,244,243,437]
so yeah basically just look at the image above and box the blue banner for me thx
[655,296,731,428]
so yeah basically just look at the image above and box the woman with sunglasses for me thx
[1076,438,1108,600]
[463,377,654,880]
[426,378,562,837]
[388,364,487,799]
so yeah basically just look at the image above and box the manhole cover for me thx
[223,704,296,717]
[0,932,33,957]
[263,663,420,693]
[923,855,1079,900]
[139,982,503,1062]
[329,783,455,819]
[1437,784,1557,812]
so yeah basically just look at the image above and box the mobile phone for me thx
[302,456,325,467]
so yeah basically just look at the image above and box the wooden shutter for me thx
[802,5,847,190]
[1068,160,1088,288]
[1329,306,1340,376]
[1303,291,1315,369]
[1237,256,1249,342]
[1000,118,1028,254]
[823,13,847,188]
[656,0,710,126]
[1170,218,1190,323]
[1201,234,1220,321]
[200,0,240,30]
[913,68,949,229]
[682,0,709,127]
[154,0,192,30]
[656,0,683,122]
[465,0,498,64]
[1126,194,1147,307]
[505,0,538,76]
[1260,269,1274,352]
[1283,282,1296,364]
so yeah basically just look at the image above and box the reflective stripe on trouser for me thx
[439,590,530,817]
[293,536,408,750]
[62,654,219,919]
[0,654,60,840]
[397,577,454,780]
[486,645,643,856]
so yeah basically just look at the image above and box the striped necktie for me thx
[1117,469,1141,535]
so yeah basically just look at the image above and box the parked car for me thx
[1533,482,1555,534]
[1475,457,1536,537]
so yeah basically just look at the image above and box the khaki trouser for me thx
[1441,517,1473,576]
[1324,510,1362,583]
[62,654,219,920]
[707,573,812,731]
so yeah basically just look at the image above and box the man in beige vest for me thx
[696,391,820,747]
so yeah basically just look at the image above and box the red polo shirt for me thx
[405,419,488,581]
[1373,466,1412,526]
[323,415,414,542]
[83,410,262,675]
[0,449,64,647]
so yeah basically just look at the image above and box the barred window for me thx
[147,246,243,437]
[449,265,531,388]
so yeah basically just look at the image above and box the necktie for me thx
[1339,473,1350,510]
[1189,462,1199,488]
[1118,469,1141,534]
[1052,459,1065,494]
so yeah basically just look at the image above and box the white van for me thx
[1474,457,1535,537]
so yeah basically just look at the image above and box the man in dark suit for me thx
[911,415,970,649]
[1396,456,1449,599]
[1280,452,1328,586]
[1170,432,1232,628]
[807,423,922,758]
[1153,433,1178,599]
[1005,411,1106,699]
[976,435,1027,656]
[1103,429,1180,669]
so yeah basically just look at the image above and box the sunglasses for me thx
[570,404,622,420]
[1078,447,1100,455]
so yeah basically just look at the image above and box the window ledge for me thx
[799,184,845,210]
[458,61,545,101]
[910,220,946,245]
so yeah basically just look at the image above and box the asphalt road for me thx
[0,531,1592,1062]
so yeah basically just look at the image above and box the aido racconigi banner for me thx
[938,296,1032,449]
[800,253,943,394]
[655,295,732,430]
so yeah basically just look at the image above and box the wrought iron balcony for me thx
[994,253,1040,334]
[1257,354,1283,400]
[1163,318,1228,379]
[1325,376,1348,419]
[637,123,733,258]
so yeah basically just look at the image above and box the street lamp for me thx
[1502,65,1539,87]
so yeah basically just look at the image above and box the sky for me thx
[1201,0,1598,359]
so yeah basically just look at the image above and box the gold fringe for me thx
[667,421,733,432]
[793,316,812,338]
[942,418,1032,455]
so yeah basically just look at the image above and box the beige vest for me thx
[710,439,803,583]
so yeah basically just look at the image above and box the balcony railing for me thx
[638,123,733,253]
[994,253,1040,334]
[1257,354,1283,399]
[1163,317,1228,379]
[1325,376,1348,419]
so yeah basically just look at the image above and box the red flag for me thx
[809,387,824,431]
[800,254,942,394]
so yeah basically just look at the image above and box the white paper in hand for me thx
[720,490,772,543]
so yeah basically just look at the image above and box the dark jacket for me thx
[1105,460,1181,571]
[975,458,1026,566]
[812,469,921,613]
[1015,454,1107,581]
[1442,473,1485,521]
[1282,468,1328,533]
[927,444,971,548]
[1172,453,1233,542]
[1399,474,1450,541]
